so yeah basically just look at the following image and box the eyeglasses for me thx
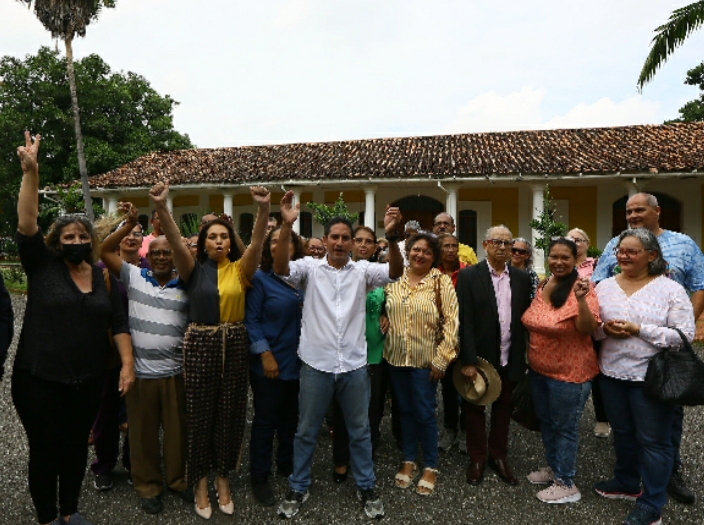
[572,238,588,245]
[511,248,528,255]
[126,231,143,238]
[487,239,514,248]
[354,238,375,245]
[614,248,644,257]
[149,249,172,257]
[309,246,325,252]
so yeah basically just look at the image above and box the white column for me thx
[292,188,301,234]
[364,187,376,229]
[532,185,545,275]
[222,191,234,218]
[624,181,639,198]
[166,194,174,213]
[445,186,458,221]
[105,194,118,215]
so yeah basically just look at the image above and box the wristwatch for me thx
[385,229,400,242]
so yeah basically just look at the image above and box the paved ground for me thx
[2,293,703,525]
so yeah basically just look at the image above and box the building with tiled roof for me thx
[89,122,704,267]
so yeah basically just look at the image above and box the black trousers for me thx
[249,372,299,480]
[441,360,466,431]
[12,368,104,524]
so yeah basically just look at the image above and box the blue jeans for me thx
[530,370,591,487]
[289,363,374,492]
[388,365,439,469]
[600,375,675,514]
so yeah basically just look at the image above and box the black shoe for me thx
[251,478,276,507]
[333,468,348,484]
[277,462,293,478]
[668,469,696,504]
[171,486,194,503]
[93,473,113,491]
[140,495,164,515]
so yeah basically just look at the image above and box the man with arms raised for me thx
[273,191,403,520]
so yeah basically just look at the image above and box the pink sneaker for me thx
[527,467,554,485]
[536,481,581,504]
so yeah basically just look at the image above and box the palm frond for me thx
[638,1,704,90]
[15,0,116,40]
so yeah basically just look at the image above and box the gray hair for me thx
[484,224,512,240]
[617,228,667,275]
[630,193,659,209]
[512,237,534,269]
[404,220,421,232]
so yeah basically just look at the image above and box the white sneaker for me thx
[536,481,581,504]
[438,430,457,452]
[593,422,611,438]
[527,467,554,485]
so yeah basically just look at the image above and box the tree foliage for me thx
[529,185,566,275]
[666,62,704,123]
[306,192,359,226]
[16,0,116,40]
[638,1,704,90]
[0,47,194,233]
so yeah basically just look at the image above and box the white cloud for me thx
[445,89,661,135]
[544,95,660,129]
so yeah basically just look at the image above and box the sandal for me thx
[416,468,438,496]
[394,461,418,489]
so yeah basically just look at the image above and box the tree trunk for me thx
[64,36,94,221]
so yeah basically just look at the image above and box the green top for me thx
[366,287,386,364]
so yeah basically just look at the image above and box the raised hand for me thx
[383,205,402,233]
[573,277,590,299]
[279,190,300,225]
[17,131,41,174]
[250,186,271,206]
[149,181,169,204]
[117,201,139,224]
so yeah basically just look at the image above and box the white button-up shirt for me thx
[282,256,397,373]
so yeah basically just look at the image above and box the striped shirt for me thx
[120,262,189,379]
[594,276,695,381]
[383,268,459,371]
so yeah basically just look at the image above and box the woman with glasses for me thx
[509,237,540,299]
[568,228,610,438]
[593,229,694,525]
[522,238,600,504]
[331,226,388,483]
[385,232,458,496]
[245,227,306,506]
[150,181,271,519]
[568,228,597,279]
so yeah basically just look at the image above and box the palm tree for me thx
[17,0,116,220]
[638,1,704,91]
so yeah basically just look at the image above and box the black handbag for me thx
[509,371,540,431]
[643,328,704,406]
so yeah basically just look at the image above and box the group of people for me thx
[10,131,704,525]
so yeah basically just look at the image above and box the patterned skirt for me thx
[183,322,249,485]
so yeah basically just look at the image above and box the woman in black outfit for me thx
[12,132,135,525]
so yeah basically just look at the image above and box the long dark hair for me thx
[546,237,578,309]
[197,218,242,263]
[260,226,305,273]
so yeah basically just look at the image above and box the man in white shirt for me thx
[273,191,403,520]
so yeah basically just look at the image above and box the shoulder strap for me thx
[434,274,442,316]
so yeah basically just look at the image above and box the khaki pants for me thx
[125,374,187,498]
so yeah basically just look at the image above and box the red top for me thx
[437,261,468,288]
[522,280,600,383]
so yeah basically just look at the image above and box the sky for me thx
[2,0,704,149]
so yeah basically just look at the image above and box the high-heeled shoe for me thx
[194,501,212,520]
[215,482,234,515]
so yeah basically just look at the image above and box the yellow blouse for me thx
[383,267,459,371]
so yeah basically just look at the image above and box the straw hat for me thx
[452,357,502,406]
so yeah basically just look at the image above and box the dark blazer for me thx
[456,260,532,384]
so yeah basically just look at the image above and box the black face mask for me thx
[61,243,92,265]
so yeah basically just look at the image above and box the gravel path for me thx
[1,294,702,524]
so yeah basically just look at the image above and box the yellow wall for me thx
[209,195,223,212]
[173,195,199,207]
[459,188,519,234]
[550,186,597,242]
[124,196,149,209]
[324,190,364,203]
